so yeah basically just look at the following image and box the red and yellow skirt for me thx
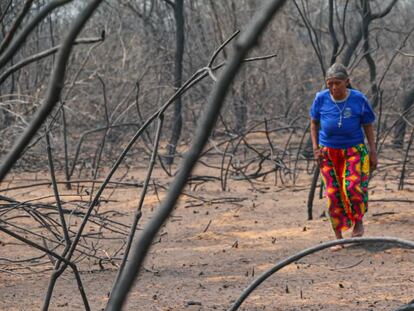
[319,144,370,232]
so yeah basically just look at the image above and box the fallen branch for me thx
[395,302,414,311]
[203,220,212,233]
[372,212,396,217]
[371,199,414,203]
[0,179,143,193]
[228,237,414,311]
[329,258,364,271]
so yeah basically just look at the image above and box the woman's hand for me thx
[362,123,378,172]
[369,150,378,171]
[310,120,321,166]
[313,147,322,166]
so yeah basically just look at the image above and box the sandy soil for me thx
[0,166,413,311]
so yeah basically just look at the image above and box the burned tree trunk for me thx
[166,0,185,165]
[393,88,414,148]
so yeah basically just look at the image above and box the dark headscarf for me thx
[326,63,348,80]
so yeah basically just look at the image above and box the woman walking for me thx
[310,63,378,250]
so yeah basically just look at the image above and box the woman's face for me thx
[326,78,349,100]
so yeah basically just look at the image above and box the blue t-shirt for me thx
[310,89,375,148]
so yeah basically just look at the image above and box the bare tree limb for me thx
[0,0,35,54]
[334,0,350,58]
[398,127,414,190]
[111,115,164,290]
[370,0,398,20]
[396,49,414,57]
[0,35,104,85]
[0,0,72,70]
[328,0,339,64]
[293,0,325,75]
[0,225,73,265]
[207,30,240,67]
[45,133,71,245]
[163,0,175,8]
[0,0,13,25]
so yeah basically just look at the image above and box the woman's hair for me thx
[326,63,348,80]
[325,63,353,89]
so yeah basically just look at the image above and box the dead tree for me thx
[165,0,185,166]
[393,87,414,148]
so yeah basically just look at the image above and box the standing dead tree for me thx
[165,0,185,166]
[393,87,414,148]
[352,0,398,110]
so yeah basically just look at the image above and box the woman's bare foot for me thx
[352,220,364,237]
[330,230,344,251]
[330,244,345,252]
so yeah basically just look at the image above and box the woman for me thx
[310,63,378,250]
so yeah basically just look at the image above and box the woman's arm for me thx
[310,119,321,165]
[363,123,378,171]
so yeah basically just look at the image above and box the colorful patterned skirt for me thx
[319,144,370,232]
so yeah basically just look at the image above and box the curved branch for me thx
[396,49,414,58]
[228,237,414,311]
[395,302,414,311]
[0,0,13,24]
[163,0,175,8]
[0,0,35,54]
[0,35,104,85]
[293,0,325,75]
[0,0,72,70]
[334,0,350,58]
[0,225,74,265]
[207,30,240,67]
[370,0,398,20]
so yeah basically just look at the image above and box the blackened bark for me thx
[341,29,362,67]
[342,0,397,66]
[166,0,185,165]
[230,0,247,134]
[234,81,248,134]
[0,0,34,55]
[361,1,379,108]
[0,0,72,70]
[328,0,339,64]
[393,88,414,148]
